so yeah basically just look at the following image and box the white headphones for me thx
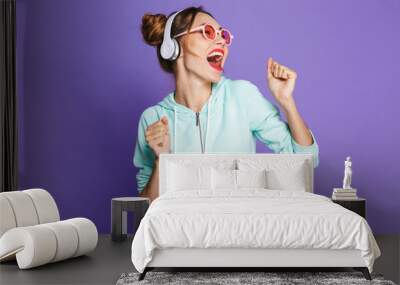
[160,9,184,61]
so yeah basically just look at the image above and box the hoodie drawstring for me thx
[197,95,213,154]
[196,112,204,154]
[173,106,177,153]
[205,96,211,153]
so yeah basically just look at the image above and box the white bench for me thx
[0,188,98,269]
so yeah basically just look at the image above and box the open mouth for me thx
[206,48,224,72]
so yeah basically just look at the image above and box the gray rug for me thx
[116,271,396,285]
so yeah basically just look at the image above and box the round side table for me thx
[111,197,150,242]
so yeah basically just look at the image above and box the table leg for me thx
[133,202,149,236]
[111,201,127,242]
[122,210,127,235]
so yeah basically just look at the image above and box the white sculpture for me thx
[342,156,352,189]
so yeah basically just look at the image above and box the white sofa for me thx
[0,188,98,269]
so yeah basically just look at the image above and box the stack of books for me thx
[332,188,358,200]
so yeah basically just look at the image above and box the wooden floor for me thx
[0,234,399,285]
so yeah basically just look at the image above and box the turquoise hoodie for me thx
[133,75,319,193]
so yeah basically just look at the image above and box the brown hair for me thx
[141,6,214,74]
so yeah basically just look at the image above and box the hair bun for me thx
[141,13,167,46]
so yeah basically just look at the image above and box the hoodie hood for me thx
[157,75,228,113]
[157,75,228,153]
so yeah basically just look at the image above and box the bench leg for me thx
[354,267,371,280]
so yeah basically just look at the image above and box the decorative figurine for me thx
[342,156,352,189]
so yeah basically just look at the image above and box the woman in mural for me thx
[134,6,319,201]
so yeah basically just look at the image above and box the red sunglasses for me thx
[173,23,234,46]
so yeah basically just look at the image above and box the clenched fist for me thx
[145,116,170,158]
[267,57,298,109]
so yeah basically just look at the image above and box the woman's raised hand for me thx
[145,116,170,158]
[266,57,298,109]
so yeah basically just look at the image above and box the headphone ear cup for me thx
[160,40,173,60]
[171,39,180,61]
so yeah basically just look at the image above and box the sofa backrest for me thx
[159,153,314,195]
[0,188,60,238]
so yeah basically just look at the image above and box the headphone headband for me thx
[162,9,183,46]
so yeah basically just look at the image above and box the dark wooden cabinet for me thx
[332,198,366,219]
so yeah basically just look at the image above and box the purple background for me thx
[16,0,400,234]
